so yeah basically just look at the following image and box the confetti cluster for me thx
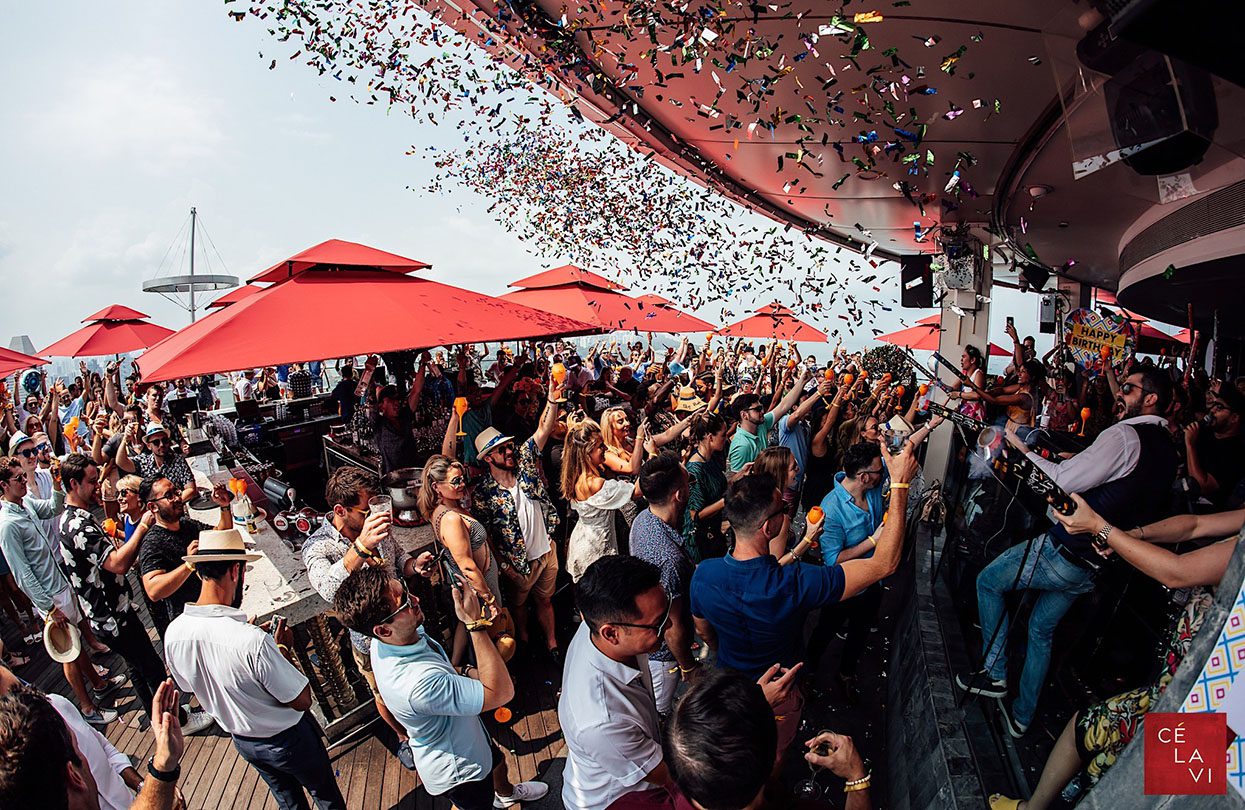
[225,0,1027,339]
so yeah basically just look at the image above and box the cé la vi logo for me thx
[1144,713,1229,795]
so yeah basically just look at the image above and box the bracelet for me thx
[465,617,493,632]
[845,769,872,787]
[147,757,180,783]
[277,643,293,656]
[184,561,196,573]
[844,779,872,793]
[890,483,910,490]
[678,664,700,674]
[353,540,378,560]
[1138,525,1147,540]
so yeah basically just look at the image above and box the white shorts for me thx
[36,587,84,625]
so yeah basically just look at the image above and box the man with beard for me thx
[116,423,197,504]
[957,367,1178,738]
[137,477,232,637]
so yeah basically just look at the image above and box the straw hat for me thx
[43,619,82,664]
[474,427,514,458]
[183,529,262,564]
[672,386,708,413]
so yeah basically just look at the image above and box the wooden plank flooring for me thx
[2,614,564,809]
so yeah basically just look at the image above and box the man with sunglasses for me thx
[93,404,144,521]
[116,423,197,505]
[137,477,231,637]
[962,367,1179,738]
[1184,383,1245,509]
[333,566,547,810]
[560,555,673,810]
[303,466,424,771]
[726,368,809,474]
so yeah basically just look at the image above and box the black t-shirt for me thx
[1196,431,1245,508]
[373,407,418,475]
[331,380,357,420]
[138,518,210,632]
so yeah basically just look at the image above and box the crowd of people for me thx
[0,321,1242,810]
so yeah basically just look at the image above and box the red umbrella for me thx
[0,346,48,378]
[41,305,176,358]
[876,316,1010,355]
[137,269,601,384]
[717,303,827,342]
[249,238,430,283]
[510,264,626,291]
[500,284,716,333]
[207,284,263,309]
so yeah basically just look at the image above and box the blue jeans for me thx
[231,713,346,810]
[976,533,1095,727]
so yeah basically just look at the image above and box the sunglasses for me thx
[1119,382,1156,397]
[446,475,465,487]
[611,599,673,635]
[34,444,50,453]
[147,437,167,446]
[17,448,38,459]
[378,586,415,625]
[117,489,136,497]
[149,492,180,504]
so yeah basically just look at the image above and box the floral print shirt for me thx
[472,437,559,576]
[58,505,136,638]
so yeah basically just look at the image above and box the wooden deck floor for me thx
[4,617,566,809]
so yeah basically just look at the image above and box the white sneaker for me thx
[180,710,215,736]
[495,781,549,807]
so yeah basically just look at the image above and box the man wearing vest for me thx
[956,367,1177,738]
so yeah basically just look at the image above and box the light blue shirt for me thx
[818,472,884,565]
[372,634,489,796]
[777,414,811,489]
[0,489,67,611]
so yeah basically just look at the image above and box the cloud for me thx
[24,55,227,171]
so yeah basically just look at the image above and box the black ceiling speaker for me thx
[1020,263,1050,293]
[1102,52,1218,176]
[900,255,933,308]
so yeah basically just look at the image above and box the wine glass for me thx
[453,396,469,437]
[793,730,835,799]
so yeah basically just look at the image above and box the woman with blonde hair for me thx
[599,407,645,477]
[419,454,510,665]
[562,421,643,581]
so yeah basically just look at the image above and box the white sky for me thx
[1,0,1046,364]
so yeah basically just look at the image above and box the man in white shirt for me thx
[957,367,1179,738]
[232,370,256,402]
[332,566,547,809]
[164,529,347,810]
[559,555,671,810]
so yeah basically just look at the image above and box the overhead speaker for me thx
[900,255,934,308]
[1020,264,1050,293]
[1102,52,1218,176]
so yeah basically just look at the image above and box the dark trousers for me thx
[232,713,346,810]
[101,616,167,716]
[807,584,883,676]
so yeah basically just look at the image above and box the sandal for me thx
[989,794,1022,810]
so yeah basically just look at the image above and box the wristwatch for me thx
[1092,523,1113,552]
[147,757,180,783]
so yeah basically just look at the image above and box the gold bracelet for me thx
[844,780,871,793]
[890,483,910,490]
[678,664,699,674]
[465,617,493,632]
[845,770,872,787]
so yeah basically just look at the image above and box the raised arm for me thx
[532,379,563,451]
[838,439,917,599]
[769,368,810,421]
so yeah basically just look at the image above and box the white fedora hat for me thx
[43,619,82,664]
[183,529,262,564]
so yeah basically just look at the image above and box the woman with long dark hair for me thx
[682,412,729,562]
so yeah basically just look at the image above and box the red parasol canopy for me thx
[207,284,264,309]
[249,239,430,284]
[876,315,1010,355]
[0,346,48,378]
[41,306,176,358]
[500,285,715,333]
[717,303,827,342]
[509,264,626,291]
[137,269,601,383]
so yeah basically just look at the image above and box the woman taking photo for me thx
[683,412,729,562]
[949,359,1045,430]
[419,454,511,665]
[562,421,643,581]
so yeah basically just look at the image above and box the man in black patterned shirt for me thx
[116,423,198,504]
[57,454,214,733]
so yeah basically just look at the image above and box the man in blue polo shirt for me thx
[691,438,917,761]
[808,441,888,696]
[333,567,548,810]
